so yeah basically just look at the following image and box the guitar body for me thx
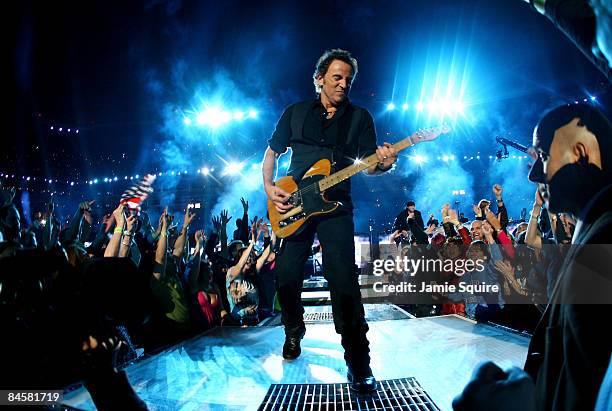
[268,159,340,238]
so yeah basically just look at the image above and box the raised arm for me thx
[118,215,136,258]
[153,209,169,280]
[187,230,204,292]
[256,220,273,273]
[219,209,231,259]
[173,206,196,259]
[492,184,509,231]
[104,204,126,258]
[525,189,544,250]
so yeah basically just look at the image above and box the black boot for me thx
[341,323,376,393]
[282,324,306,360]
[347,364,377,393]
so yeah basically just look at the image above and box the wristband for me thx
[114,227,124,235]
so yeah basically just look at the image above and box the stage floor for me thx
[63,310,529,410]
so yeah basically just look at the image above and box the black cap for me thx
[406,201,415,207]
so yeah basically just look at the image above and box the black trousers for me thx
[275,210,370,368]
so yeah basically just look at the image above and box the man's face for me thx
[471,221,483,240]
[317,59,353,106]
[407,205,415,212]
[529,118,600,207]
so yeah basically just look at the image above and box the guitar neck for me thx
[318,136,415,192]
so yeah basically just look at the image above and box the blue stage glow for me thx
[183,117,192,125]
[386,103,396,111]
[402,103,409,110]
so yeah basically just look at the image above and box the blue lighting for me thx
[402,103,409,110]
[386,103,396,111]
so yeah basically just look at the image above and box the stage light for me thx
[67,129,71,132]
[171,171,175,175]
[251,163,259,170]
[124,176,128,179]
[50,126,54,130]
[70,182,74,186]
[201,167,210,175]
[464,156,467,159]
[196,113,207,125]
[427,101,437,113]
[158,172,162,176]
[183,117,192,125]
[135,174,139,178]
[104,178,108,182]
[89,181,93,185]
[225,162,243,175]
[442,155,449,162]
[413,155,426,164]
[454,101,465,113]
[248,109,257,118]
[59,128,63,132]
[476,155,480,159]
[93,179,98,184]
[75,129,79,134]
[415,102,424,112]
[386,103,396,111]
[402,103,409,111]
[450,155,455,160]
[234,111,245,120]
[113,176,118,181]
[590,96,597,101]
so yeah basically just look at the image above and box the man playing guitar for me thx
[262,48,443,393]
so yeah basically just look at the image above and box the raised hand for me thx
[195,229,205,244]
[102,213,114,233]
[448,209,459,225]
[112,204,126,228]
[160,208,169,231]
[534,188,544,207]
[211,215,221,232]
[482,221,493,238]
[79,200,96,212]
[494,260,515,280]
[126,215,137,234]
[492,184,503,199]
[183,207,196,227]
[220,209,232,226]
[472,204,481,216]
[240,197,249,212]
[250,216,262,242]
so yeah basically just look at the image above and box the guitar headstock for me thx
[412,124,451,144]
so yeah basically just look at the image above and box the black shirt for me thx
[267,99,378,207]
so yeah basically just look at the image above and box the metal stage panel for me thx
[62,313,529,410]
[258,378,440,410]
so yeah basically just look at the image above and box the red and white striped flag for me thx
[120,174,156,213]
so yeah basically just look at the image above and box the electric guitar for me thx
[268,125,451,238]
